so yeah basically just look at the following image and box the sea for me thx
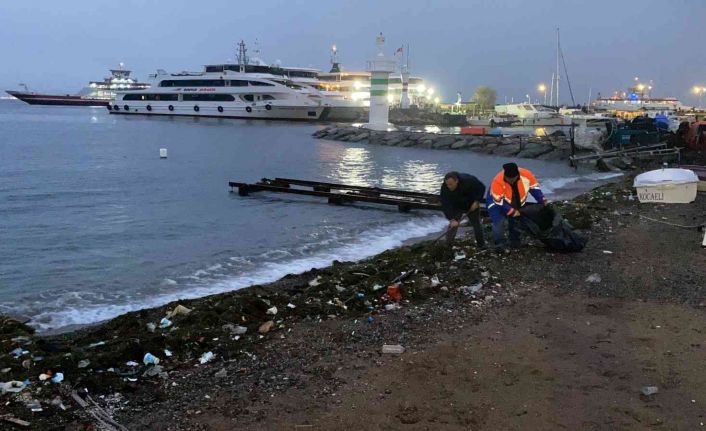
[0,101,621,332]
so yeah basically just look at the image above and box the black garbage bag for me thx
[518,204,587,252]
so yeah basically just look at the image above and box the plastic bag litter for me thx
[1,380,27,394]
[519,204,587,252]
[199,351,215,364]
[166,304,192,319]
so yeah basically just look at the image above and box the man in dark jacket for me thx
[440,171,486,247]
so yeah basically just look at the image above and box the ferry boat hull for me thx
[6,91,109,106]
[107,103,326,121]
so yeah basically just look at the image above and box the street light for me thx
[693,86,706,109]
[538,83,547,105]
[525,94,531,104]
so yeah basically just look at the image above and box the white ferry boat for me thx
[109,42,324,121]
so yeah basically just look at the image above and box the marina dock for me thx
[229,177,448,212]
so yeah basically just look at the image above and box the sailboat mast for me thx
[549,72,554,109]
[555,27,560,107]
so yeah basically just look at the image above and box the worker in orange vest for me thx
[485,163,547,248]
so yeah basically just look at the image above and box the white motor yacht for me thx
[109,42,324,121]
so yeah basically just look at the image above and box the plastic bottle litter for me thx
[143,353,160,366]
[1,380,27,394]
[51,373,64,384]
[266,306,278,315]
[77,359,90,369]
[381,344,405,354]
[199,351,215,364]
[159,318,173,328]
[26,399,43,412]
[10,348,27,358]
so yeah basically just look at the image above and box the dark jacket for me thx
[440,173,486,220]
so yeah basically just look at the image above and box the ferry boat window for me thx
[229,80,248,87]
[182,94,236,102]
[123,93,178,101]
[205,66,225,73]
[248,81,275,87]
[160,80,226,87]
[241,95,254,102]
[261,95,275,100]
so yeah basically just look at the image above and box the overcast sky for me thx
[1,0,704,104]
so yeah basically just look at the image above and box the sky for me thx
[1,0,705,105]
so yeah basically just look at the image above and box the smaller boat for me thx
[633,168,699,203]
[5,65,149,107]
[6,88,109,106]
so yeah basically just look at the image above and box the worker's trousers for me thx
[490,214,522,247]
[446,208,485,247]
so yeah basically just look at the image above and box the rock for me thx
[214,368,227,379]
[641,386,659,396]
[538,148,568,161]
[419,139,433,148]
[491,143,521,156]
[349,132,368,142]
[516,143,553,159]
[259,321,275,334]
[381,344,405,354]
[585,273,601,284]
[432,135,456,149]
[450,140,470,149]
[595,158,613,172]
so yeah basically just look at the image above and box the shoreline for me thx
[29,169,621,336]
[2,163,704,429]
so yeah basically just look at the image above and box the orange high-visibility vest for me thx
[489,168,541,216]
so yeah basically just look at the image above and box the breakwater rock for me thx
[313,125,574,161]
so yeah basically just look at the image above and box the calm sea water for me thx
[0,101,618,331]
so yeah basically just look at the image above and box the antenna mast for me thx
[236,40,248,73]
[555,27,560,107]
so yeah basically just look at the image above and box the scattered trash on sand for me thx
[460,283,483,295]
[199,352,215,365]
[166,304,192,319]
[259,321,275,334]
[381,344,405,354]
[641,386,659,396]
[143,353,160,366]
[266,306,278,315]
[159,318,172,328]
[1,380,27,394]
[585,273,602,284]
